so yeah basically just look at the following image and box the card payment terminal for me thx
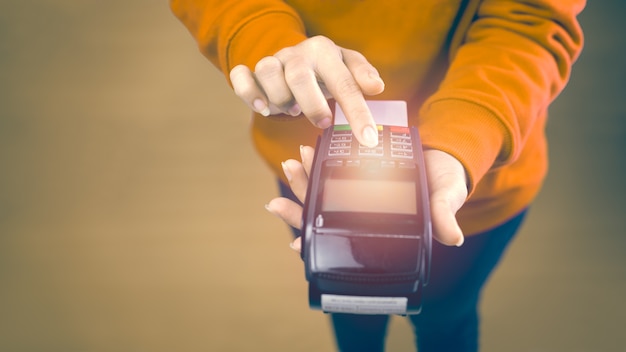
[301,100,432,315]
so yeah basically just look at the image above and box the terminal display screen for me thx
[321,178,417,215]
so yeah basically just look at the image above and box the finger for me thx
[341,48,385,96]
[254,56,300,116]
[282,57,333,127]
[266,197,303,229]
[316,54,379,148]
[289,237,302,253]
[299,145,315,177]
[282,159,309,203]
[229,64,270,116]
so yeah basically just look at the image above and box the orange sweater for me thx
[171,0,584,235]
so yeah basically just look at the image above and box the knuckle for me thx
[277,36,337,61]
[229,64,247,77]
[254,56,282,75]
[274,46,295,59]
[308,35,334,49]
[334,76,362,97]
[229,65,248,83]
[284,62,311,87]
[230,71,254,98]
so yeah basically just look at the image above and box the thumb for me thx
[341,48,385,96]
[430,195,465,247]
[424,150,468,247]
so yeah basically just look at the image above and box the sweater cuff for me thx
[418,99,509,195]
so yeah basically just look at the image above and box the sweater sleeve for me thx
[170,0,307,84]
[418,0,585,193]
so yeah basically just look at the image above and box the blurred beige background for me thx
[0,1,624,351]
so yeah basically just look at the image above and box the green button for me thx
[333,124,352,131]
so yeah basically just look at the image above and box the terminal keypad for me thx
[326,125,415,168]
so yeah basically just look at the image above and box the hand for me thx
[229,36,385,147]
[266,146,468,253]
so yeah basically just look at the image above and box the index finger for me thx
[316,58,379,147]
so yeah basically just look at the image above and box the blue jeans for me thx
[278,182,527,352]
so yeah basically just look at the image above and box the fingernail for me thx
[253,99,270,117]
[288,103,301,116]
[265,203,280,218]
[369,71,385,87]
[281,161,292,182]
[455,236,465,247]
[289,242,299,252]
[316,117,332,129]
[299,145,305,162]
[361,125,379,147]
